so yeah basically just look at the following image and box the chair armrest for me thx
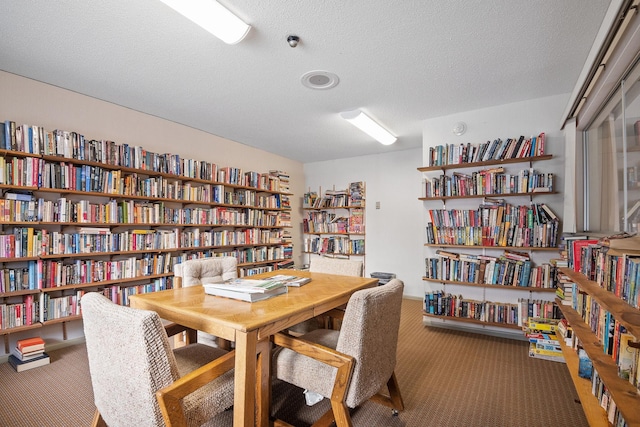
[272,332,354,402]
[156,350,235,427]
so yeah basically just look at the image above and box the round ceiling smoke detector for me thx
[301,70,340,90]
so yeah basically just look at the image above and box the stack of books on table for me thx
[524,318,565,363]
[268,274,312,287]
[9,337,50,372]
[203,278,289,302]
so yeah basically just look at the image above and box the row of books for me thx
[427,133,546,167]
[1,279,174,330]
[0,246,291,295]
[203,274,310,302]
[8,336,50,372]
[1,120,289,192]
[0,253,173,292]
[424,168,553,198]
[566,235,640,308]
[425,222,558,248]
[427,202,558,229]
[303,236,365,256]
[303,182,366,209]
[424,291,520,326]
[302,209,365,234]
[0,157,290,203]
[0,227,291,259]
[1,196,286,227]
[425,202,559,248]
[424,249,556,289]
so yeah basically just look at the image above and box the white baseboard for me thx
[423,317,527,341]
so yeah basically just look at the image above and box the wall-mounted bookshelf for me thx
[0,120,293,351]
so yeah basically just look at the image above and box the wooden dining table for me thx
[128,269,378,427]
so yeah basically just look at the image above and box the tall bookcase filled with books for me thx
[302,182,365,267]
[555,236,640,427]
[419,134,561,334]
[0,120,293,353]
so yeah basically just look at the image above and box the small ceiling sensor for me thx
[452,121,467,136]
[287,35,300,48]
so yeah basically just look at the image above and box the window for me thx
[584,58,640,233]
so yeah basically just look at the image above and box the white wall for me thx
[304,148,425,298]
[421,94,569,337]
[0,71,304,352]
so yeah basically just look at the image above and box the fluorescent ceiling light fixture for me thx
[159,0,251,45]
[340,110,397,145]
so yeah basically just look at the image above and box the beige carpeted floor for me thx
[0,298,588,427]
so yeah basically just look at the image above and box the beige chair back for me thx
[82,292,180,427]
[174,257,238,287]
[309,257,363,277]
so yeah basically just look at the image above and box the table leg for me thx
[256,339,272,427]
[234,330,257,427]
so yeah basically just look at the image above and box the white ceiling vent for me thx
[301,70,340,90]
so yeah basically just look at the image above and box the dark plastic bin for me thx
[371,272,396,286]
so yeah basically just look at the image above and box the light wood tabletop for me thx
[129,269,377,427]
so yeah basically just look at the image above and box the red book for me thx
[16,336,45,353]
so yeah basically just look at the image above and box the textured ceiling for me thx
[0,1,611,162]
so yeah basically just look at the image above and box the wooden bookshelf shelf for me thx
[555,299,640,426]
[39,273,174,292]
[424,244,559,251]
[418,191,558,201]
[556,332,610,427]
[559,268,640,338]
[417,154,553,172]
[422,312,522,330]
[422,277,556,292]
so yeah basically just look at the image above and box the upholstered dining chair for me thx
[308,256,363,277]
[272,279,405,427]
[306,256,364,331]
[173,256,238,348]
[81,292,235,427]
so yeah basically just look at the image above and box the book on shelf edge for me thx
[203,283,288,302]
[8,352,50,372]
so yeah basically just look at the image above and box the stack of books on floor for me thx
[203,277,289,302]
[9,337,50,372]
[524,318,565,363]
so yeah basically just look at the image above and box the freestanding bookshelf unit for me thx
[0,120,293,354]
[302,182,365,268]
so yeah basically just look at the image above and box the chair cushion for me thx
[275,329,340,400]
[175,344,235,426]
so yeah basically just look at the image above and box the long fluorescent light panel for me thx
[340,110,397,145]
[159,0,250,44]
